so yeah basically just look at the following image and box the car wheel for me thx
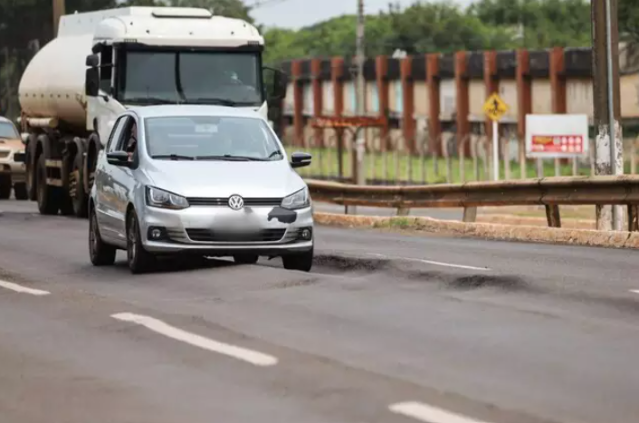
[0,175,11,199]
[126,209,156,274]
[233,254,259,265]
[14,183,28,200]
[89,207,116,266]
[282,247,313,272]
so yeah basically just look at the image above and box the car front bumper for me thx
[138,203,314,256]
[0,150,26,182]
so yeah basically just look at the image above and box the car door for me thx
[95,115,128,240]
[109,115,140,242]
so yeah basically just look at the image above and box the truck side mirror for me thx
[85,68,99,97]
[86,54,99,68]
[263,67,288,102]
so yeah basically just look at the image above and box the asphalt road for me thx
[0,200,638,423]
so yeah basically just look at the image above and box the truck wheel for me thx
[14,183,28,200]
[89,207,116,266]
[126,209,157,274]
[26,134,38,201]
[36,155,61,215]
[70,149,88,218]
[0,175,11,200]
[282,247,314,272]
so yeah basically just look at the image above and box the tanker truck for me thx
[18,6,287,217]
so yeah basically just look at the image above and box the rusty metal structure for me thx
[275,47,639,157]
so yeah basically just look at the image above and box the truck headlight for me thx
[281,187,310,210]
[145,186,189,210]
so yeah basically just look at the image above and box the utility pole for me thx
[52,0,65,36]
[348,0,365,215]
[591,0,623,231]
[355,0,366,184]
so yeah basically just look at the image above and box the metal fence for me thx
[281,128,639,186]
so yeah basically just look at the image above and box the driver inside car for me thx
[126,122,137,161]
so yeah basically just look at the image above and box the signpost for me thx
[483,92,508,181]
[525,114,589,159]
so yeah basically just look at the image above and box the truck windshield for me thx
[144,115,283,161]
[0,122,19,139]
[118,50,263,107]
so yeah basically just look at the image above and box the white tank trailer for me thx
[18,6,286,217]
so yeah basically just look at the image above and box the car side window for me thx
[114,116,139,163]
[106,117,127,153]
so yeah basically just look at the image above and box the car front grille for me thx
[185,228,286,243]
[187,197,282,207]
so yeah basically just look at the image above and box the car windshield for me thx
[0,122,19,139]
[118,50,263,107]
[144,115,283,161]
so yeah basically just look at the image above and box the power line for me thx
[247,0,291,10]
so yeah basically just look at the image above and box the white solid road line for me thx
[0,280,50,296]
[368,253,490,271]
[111,312,278,367]
[389,401,492,423]
[630,290,639,295]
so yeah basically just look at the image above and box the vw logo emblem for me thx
[228,195,244,210]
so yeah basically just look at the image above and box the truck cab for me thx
[81,7,286,143]
[17,6,287,218]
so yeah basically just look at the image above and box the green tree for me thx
[619,0,639,43]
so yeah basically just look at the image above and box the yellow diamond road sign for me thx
[483,92,509,121]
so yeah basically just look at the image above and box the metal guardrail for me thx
[306,176,639,231]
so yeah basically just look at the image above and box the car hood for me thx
[0,138,23,152]
[142,159,306,199]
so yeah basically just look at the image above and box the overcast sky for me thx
[250,0,476,29]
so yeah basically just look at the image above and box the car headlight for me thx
[281,187,310,210]
[145,186,189,210]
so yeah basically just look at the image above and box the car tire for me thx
[89,207,116,266]
[282,247,313,272]
[0,175,11,199]
[126,209,156,274]
[233,254,259,265]
[14,183,28,200]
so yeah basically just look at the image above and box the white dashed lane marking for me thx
[389,401,493,423]
[0,280,50,296]
[111,312,278,367]
[368,253,490,271]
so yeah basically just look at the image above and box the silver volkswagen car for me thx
[88,105,314,274]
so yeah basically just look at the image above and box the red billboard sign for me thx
[530,135,584,154]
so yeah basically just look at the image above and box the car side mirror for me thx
[290,152,311,168]
[107,151,131,167]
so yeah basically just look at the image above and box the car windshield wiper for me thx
[267,150,283,159]
[196,154,267,162]
[187,98,257,107]
[151,154,195,161]
[125,97,181,105]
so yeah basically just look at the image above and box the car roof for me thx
[0,116,14,124]
[128,105,266,121]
